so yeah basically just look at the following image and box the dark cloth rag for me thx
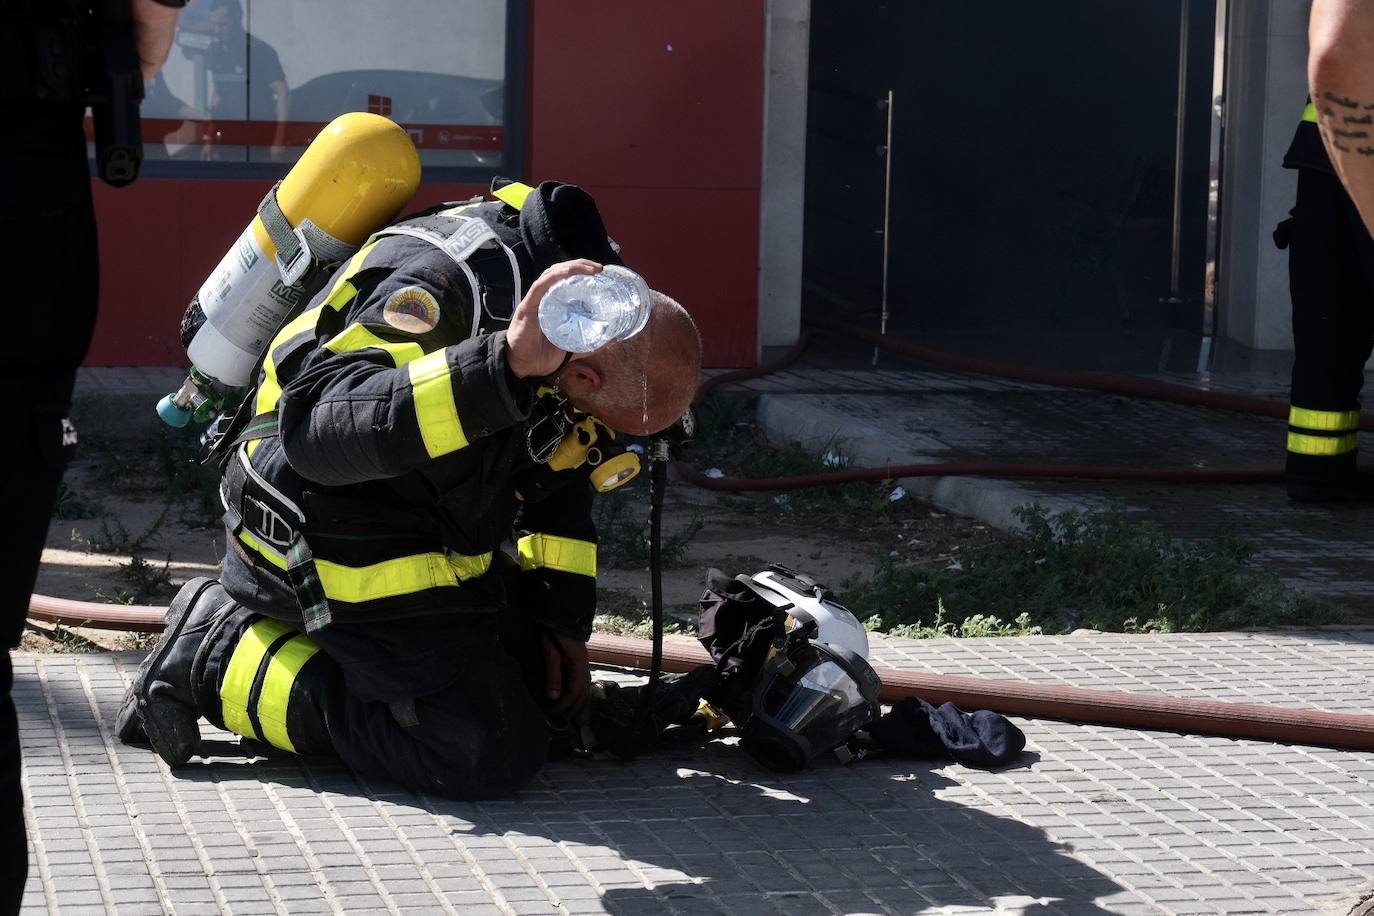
[868,697,1025,767]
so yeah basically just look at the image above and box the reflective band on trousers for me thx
[238,530,493,601]
[1289,405,1361,432]
[1303,101,1317,123]
[1287,431,1358,456]
[517,533,597,577]
[220,618,320,753]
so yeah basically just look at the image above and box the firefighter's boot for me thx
[116,578,234,766]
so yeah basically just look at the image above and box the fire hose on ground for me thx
[23,594,1374,752]
[25,319,1374,751]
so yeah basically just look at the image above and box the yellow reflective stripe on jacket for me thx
[324,323,425,365]
[408,349,468,457]
[253,240,381,419]
[517,533,597,577]
[237,529,493,600]
[312,551,493,602]
[1289,406,1360,432]
[239,530,287,570]
[493,181,534,211]
[1287,431,1358,456]
[256,634,319,753]
[1303,101,1318,123]
[220,618,294,743]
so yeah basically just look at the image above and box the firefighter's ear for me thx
[558,361,603,396]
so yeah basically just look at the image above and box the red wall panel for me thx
[86,0,765,368]
[589,186,759,367]
[528,1,765,367]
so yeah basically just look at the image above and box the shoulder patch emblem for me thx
[382,286,441,334]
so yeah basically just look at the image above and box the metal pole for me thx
[874,89,894,367]
[1198,0,1227,375]
[1167,0,1191,299]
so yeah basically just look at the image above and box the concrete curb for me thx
[756,392,1102,532]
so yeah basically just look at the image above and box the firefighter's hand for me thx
[507,259,602,379]
[542,629,592,716]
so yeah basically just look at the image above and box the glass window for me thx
[132,0,511,172]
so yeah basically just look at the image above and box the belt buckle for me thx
[245,494,294,550]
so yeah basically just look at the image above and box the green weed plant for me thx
[847,504,1333,636]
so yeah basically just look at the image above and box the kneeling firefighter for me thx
[117,117,705,800]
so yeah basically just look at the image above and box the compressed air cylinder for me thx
[186,112,421,389]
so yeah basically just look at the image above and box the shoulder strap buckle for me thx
[257,183,357,286]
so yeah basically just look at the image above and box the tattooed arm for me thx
[1310,0,1374,235]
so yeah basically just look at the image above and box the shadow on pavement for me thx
[167,725,1124,914]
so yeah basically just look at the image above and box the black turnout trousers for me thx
[1285,169,1374,480]
[193,582,555,801]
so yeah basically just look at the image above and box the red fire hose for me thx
[674,320,1371,492]
[26,595,1374,752]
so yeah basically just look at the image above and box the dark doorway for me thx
[803,0,1219,370]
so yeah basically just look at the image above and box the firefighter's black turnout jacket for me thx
[220,180,625,642]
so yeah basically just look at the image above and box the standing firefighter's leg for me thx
[1286,170,1374,501]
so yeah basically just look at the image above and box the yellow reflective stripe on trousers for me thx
[517,533,597,577]
[256,634,319,753]
[220,618,294,743]
[1303,101,1317,123]
[1289,406,1360,432]
[1287,431,1358,456]
[237,529,493,601]
[408,349,468,457]
[493,181,534,211]
[324,323,425,365]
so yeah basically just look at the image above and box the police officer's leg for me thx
[1,98,100,911]
[1286,170,1373,500]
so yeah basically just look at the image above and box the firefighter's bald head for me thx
[556,291,701,436]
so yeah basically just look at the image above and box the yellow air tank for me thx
[159,113,420,426]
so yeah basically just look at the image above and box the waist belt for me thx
[224,445,332,632]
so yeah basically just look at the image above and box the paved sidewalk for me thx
[19,630,1374,915]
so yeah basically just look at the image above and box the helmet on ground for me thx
[735,567,881,772]
[737,566,870,659]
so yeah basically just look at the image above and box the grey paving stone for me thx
[18,644,1374,916]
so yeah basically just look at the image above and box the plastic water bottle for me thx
[538,265,651,353]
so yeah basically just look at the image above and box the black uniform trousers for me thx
[1284,169,1374,482]
[190,582,553,800]
[2,100,100,912]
